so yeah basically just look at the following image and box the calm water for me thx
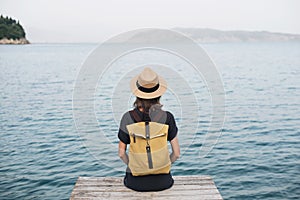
[0,42,299,199]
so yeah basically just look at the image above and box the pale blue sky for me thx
[1,0,299,42]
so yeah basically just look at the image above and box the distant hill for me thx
[0,15,29,44]
[118,28,300,43]
[174,28,300,43]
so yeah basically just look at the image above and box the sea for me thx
[0,42,299,199]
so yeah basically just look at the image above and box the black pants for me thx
[124,172,174,192]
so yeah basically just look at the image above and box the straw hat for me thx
[130,67,167,99]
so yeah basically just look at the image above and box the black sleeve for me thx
[117,112,131,144]
[166,111,178,141]
[118,129,130,144]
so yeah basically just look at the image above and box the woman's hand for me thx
[170,137,180,163]
[118,141,129,165]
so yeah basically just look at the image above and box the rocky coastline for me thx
[0,37,30,44]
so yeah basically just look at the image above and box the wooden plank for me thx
[174,176,213,180]
[76,177,215,186]
[70,176,223,200]
[73,185,218,191]
[71,196,222,200]
[71,193,223,200]
[78,176,213,181]
[72,190,221,197]
[75,180,215,186]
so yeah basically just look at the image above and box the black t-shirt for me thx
[118,108,178,144]
[117,108,178,192]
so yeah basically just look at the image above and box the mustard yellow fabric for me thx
[126,122,171,176]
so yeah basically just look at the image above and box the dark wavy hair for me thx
[133,96,161,113]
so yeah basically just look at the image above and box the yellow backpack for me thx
[126,110,171,176]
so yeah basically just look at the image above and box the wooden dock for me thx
[70,176,223,200]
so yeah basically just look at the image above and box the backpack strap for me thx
[151,110,167,123]
[129,110,142,122]
[153,110,163,122]
[145,121,153,169]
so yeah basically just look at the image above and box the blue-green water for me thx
[0,43,299,199]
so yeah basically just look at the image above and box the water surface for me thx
[0,42,299,199]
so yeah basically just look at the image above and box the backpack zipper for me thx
[133,133,136,143]
[130,132,166,140]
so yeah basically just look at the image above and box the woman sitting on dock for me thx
[118,67,180,192]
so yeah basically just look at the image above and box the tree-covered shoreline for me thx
[0,15,29,44]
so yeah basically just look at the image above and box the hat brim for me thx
[130,75,167,99]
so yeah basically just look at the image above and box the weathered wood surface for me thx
[70,176,223,200]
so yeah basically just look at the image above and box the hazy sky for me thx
[1,0,299,42]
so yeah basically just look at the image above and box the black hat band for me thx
[136,81,160,93]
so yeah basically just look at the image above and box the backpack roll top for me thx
[126,121,171,176]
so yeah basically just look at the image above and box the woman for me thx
[118,67,180,192]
